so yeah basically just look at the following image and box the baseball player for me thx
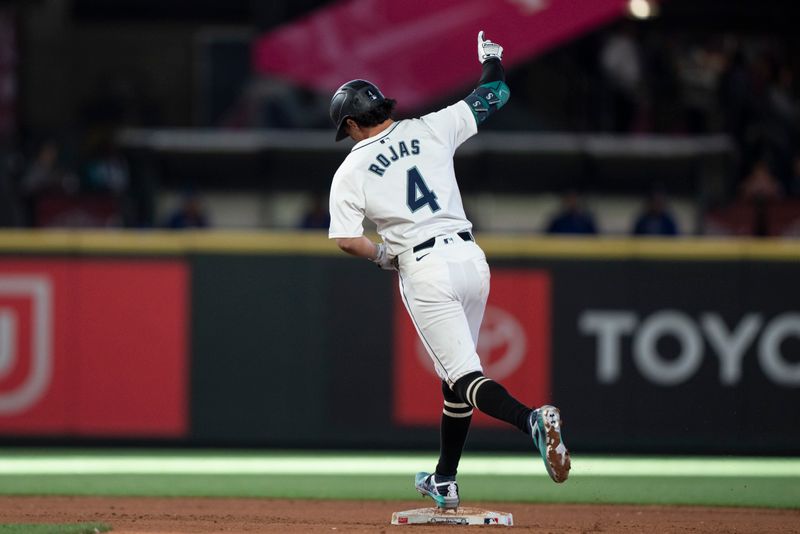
[328,31,570,509]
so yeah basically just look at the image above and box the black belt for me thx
[412,231,474,253]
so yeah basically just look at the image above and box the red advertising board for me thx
[394,270,551,427]
[253,0,627,112]
[0,259,188,437]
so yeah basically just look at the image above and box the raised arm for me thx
[463,31,510,126]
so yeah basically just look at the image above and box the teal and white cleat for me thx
[530,405,571,483]
[414,472,460,510]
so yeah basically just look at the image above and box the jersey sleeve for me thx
[328,167,366,238]
[420,101,478,154]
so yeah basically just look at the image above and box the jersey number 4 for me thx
[406,167,441,213]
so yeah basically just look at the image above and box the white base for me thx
[391,507,513,526]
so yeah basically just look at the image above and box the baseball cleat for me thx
[530,405,571,483]
[414,472,460,510]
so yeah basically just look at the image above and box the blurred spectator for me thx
[763,62,799,191]
[740,160,783,202]
[738,159,784,237]
[674,39,728,133]
[717,42,800,195]
[81,131,129,195]
[19,139,80,225]
[17,133,131,228]
[718,46,751,141]
[599,23,644,132]
[546,190,598,235]
[20,139,79,196]
[223,77,329,129]
[300,192,330,229]
[165,192,210,229]
[632,191,679,236]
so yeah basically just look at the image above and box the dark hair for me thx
[350,98,397,128]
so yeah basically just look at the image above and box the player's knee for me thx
[453,371,486,407]
[441,380,461,403]
[441,380,473,419]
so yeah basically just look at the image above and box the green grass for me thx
[0,523,110,534]
[0,449,798,509]
[0,474,796,509]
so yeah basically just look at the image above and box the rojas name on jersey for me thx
[368,139,420,176]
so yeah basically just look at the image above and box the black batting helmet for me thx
[329,79,385,141]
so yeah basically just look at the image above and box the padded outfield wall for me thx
[0,231,798,454]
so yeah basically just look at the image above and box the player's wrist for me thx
[370,242,385,263]
[371,242,397,271]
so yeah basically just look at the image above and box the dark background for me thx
[185,252,800,454]
[2,0,799,233]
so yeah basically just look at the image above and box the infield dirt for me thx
[1,496,798,533]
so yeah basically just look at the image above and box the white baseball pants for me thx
[397,233,490,386]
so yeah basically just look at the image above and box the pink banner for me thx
[253,0,628,111]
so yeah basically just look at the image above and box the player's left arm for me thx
[464,31,510,126]
[328,168,396,271]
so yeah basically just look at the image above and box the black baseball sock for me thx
[454,371,532,434]
[435,380,472,478]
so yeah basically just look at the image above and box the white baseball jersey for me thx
[328,101,478,257]
[329,100,487,384]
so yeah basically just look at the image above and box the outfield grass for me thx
[0,524,109,534]
[0,450,797,509]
